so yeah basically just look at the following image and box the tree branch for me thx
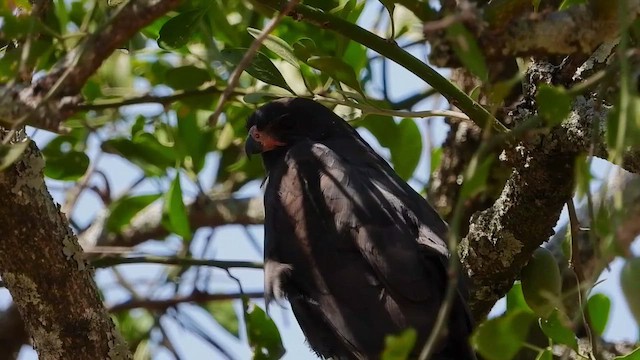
[481,1,640,59]
[0,140,130,359]
[108,291,265,313]
[252,0,505,132]
[0,0,181,132]
[91,256,263,270]
[76,85,249,112]
[79,195,265,249]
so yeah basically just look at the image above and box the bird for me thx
[244,98,476,360]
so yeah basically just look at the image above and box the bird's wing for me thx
[267,139,448,303]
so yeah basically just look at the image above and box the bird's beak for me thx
[244,135,264,157]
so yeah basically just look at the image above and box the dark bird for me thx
[245,98,475,360]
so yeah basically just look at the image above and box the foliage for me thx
[0,0,639,359]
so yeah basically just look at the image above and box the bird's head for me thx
[244,98,349,157]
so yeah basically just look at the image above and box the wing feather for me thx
[263,139,460,358]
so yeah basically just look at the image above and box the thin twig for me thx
[61,154,101,216]
[76,85,249,111]
[109,291,264,312]
[208,0,300,125]
[90,255,264,269]
[567,199,598,359]
[314,94,471,121]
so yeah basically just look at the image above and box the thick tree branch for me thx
[482,1,640,58]
[461,91,611,318]
[0,140,130,359]
[0,0,181,132]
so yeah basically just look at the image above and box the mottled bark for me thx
[0,140,130,360]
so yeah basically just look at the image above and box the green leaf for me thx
[559,0,587,10]
[539,309,578,351]
[459,156,493,200]
[158,9,205,49]
[102,136,176,176]
[587,293,611,336]
[621,257,640,326]
[216,122,236,150]
[446,22,488,81]
[520,247,562,319]
[221,49,294,93]
[165,65,211,90]
[204,301,240,338]
[43,151,90,181]
[430,147,442,174]
[292,38,317,62]
[381,328,416,360]
[359,115,421,180]
[247,28,299,68]
[163,174,191,240]
[536,85,572,125]
[0,142,30,171]
[106,194,162,232]
[392,119,422,180]
[245,302,285,360]
[535,349,553,360]
[506,282,534,314]
[615,347,640,360]
[574,155,592,198]
[307,56,364,95]
[114,310,154,341]
[472,310,535,360]
[177,111,210,173]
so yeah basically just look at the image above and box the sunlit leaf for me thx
[506,282,533,314]
[459,156,493,200]
[392,119,422,180]
[446,22,488,81]
[205,301,240,338]
[102,136,176,176]
[245,302,285,360]
[359,115,422,180]
[158,9,205,49]
[621,257,640,326]
[292,38,317,62]
[587,293,611,336]
[106,194,162,232]
[381,328,416,360]
[430,147,442,174]
[307,56,364,95]
[163,174,191,240]
[0,141,30,171]
[43,151,90,181]
[472,310,535,360]
[615,347,640,360]
[539,309,578,351]
[520,247,562,319]
[221,49,294,93]
[217,122,236,150]
[177,111,211,173]
[535,349,553,360]
[559,0,587,10]
[247,28,299,67]
[536,85,572,125]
